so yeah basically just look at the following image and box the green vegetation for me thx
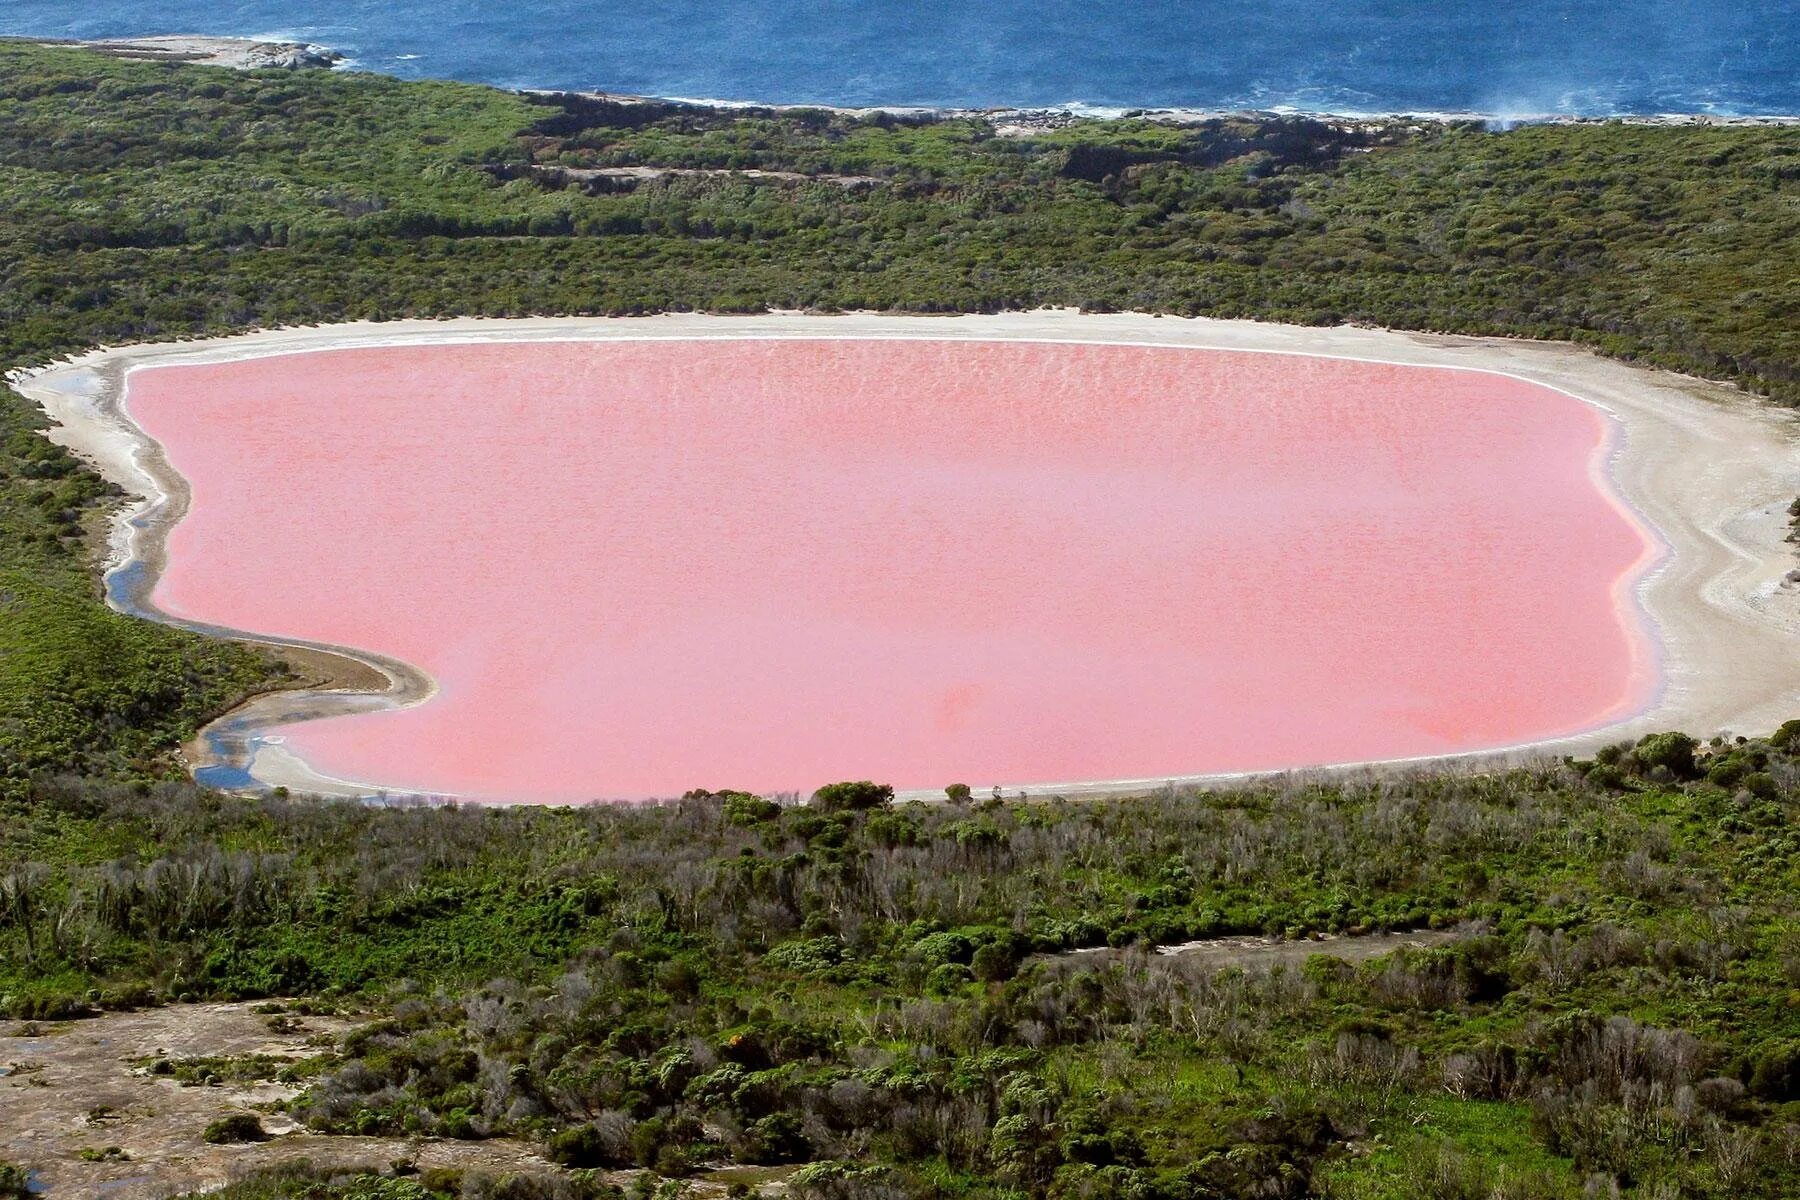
[0,42,1798,1200]
[201,1113,269,1144]
[76,1146,129,1163]
[6,732,1800,1196]
[140,1051,330,1086]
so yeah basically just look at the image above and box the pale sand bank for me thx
[15,312,1800,802]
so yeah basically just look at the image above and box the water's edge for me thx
[14,353,441,801]
[10,33,1800,127]
[24,313,1785,806]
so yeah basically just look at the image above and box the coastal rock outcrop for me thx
[18,35,344,71]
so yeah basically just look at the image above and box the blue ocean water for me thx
[4,1,1798,117]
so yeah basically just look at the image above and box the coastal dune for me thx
[17,312,1800,802]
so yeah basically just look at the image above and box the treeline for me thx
[4,730,1800,1196]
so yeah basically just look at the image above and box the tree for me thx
[1633,732,1698,778]
[810,781,893,812]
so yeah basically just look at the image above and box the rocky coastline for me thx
[5,34,342,70]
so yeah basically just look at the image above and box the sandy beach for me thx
[14,312,1800,802]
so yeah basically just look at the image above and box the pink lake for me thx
[126,338,1657,802]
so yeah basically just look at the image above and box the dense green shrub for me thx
[546,1124,620,1169]
[1749,1042,1800,1101]
[1633,732,1699,778]
[737,1113,811,1164]
[202,1113,268,1144]
[810,781,894,812]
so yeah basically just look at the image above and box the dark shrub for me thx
[971,941,1020,983]
[721,791,782,825]
[1634,732,1699,778]
[1741,771,1779,800]
[3,992,90,1021]
[1585,764,1625,790]
[810,781,893,812]
[202,1113,267,1143]
[631,1114,705,1174]
[1706,759,1747,789]
[737,1112,812,1164]
[863,811,921,847]
[925,962,973,996]
[656,960,702,999]
[1749,1041,1800,1101]
[1770,719,1800,750]
[945,783,972,803]
[547,1122,632,1168]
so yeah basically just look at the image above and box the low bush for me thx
[810,781,893,812]
[203,1113,269,1144]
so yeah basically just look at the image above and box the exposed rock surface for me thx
[12,35,343,70]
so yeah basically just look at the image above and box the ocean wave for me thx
[4,0,1796,119]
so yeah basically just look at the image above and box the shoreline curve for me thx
[14,351,437,799]
[13,311,1799,803]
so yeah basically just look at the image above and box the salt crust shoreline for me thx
[14,312,1800,804]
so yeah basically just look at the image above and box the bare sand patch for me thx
[14,312,1799,802]
[0,1003,790,1200]
[0,1002,372,1200]
[1065,928,1459,970]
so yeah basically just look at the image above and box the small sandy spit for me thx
[11,312,1799,801]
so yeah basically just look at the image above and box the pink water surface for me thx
[127,338,1657,801]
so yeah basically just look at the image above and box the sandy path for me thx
[1062,928,1458,969]
[533,164,884,188]
[13,311,1800,802]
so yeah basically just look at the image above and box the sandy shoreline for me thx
[14,352,436,797]
[14,312,1800,803]
[547,88,1800,131]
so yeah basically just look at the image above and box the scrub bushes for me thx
[6,729,1800,1194]
[810,781,893,812]
[202,1113,269,1144]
